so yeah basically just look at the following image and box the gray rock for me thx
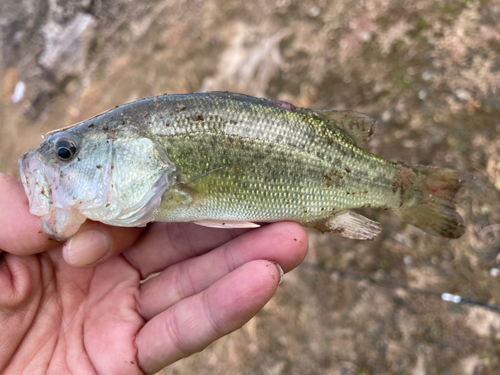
[38,12,96,82]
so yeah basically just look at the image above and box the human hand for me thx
[0,173,308,374]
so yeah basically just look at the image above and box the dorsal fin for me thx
[302,108,377,144]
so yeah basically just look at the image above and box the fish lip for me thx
[19,150,37,208]
[18,149,87,241]
[18,150,53,216]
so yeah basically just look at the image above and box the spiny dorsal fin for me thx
[306,109,377,144]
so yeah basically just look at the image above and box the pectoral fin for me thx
[306,211,382,240]
[194,220,261,229]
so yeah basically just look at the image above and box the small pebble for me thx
[330,271,341,282]
[455,89,470,101]
[308,6,320,17]
[12,81,25,104]
[359,31,371,42]
[441,293,462,304]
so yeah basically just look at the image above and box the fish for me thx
[19,91,472,241]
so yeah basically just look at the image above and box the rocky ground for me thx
[1,0,500,374]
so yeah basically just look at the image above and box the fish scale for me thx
[147,95,400,223]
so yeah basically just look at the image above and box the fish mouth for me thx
[18,151,33,199]
[19,150,87,241]
[19,150,53,216]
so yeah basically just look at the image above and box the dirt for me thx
[1,0,500,374]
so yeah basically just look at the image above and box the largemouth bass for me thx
[19,92,471,241]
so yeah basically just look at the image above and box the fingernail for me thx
[270,261,284,285]
[64,230,110,267]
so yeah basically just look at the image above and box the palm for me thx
[1,222,307,374]
[51,249,143,374]
[3,245,143,373]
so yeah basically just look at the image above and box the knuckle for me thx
[202,292,225,336]
[0,257,39,311]
[163,305,192,356]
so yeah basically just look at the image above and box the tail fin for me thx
[392,165,472,239]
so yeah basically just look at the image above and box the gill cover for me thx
[81,136,175,227]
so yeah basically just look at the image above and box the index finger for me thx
[0,173,60,255]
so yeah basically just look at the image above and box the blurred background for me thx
[1,0,500,373]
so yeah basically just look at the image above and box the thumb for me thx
[62,222,145,268]
[0,173,60,255]
[0,172,145,266]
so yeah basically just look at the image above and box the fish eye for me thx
[55,139,77,161]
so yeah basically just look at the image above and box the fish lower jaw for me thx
[40,207,88,241]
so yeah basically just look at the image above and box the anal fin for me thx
[307,211,382,240]
[194,220,261,229]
